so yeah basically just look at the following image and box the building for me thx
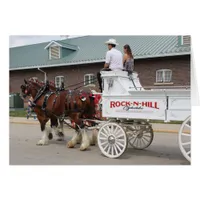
[9,35,191,93]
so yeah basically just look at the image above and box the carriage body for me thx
[96,71,191,161]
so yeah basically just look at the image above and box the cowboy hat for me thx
[105,38,119,45]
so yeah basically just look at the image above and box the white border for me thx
[2,1,200,200]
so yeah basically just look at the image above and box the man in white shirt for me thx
[97,38,123,92]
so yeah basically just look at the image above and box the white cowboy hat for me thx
[105,38,119,45]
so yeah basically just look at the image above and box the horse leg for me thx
[67,130,81,148]
[76,130,82,144]
[90,129,98,146]
[50,117,65,141]
[80,128,90,151]
[57,119,65,141]
[37,119,51,146]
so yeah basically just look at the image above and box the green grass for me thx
[10,109,27,117]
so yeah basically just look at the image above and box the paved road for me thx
[9,123,190,165]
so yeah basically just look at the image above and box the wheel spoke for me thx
[111,125,116,134]
[99,136,107,140]
[106,126,111,135]
[113,145,118,155]
[115,129,122,137]
[107,145,111,154]
[182,142,190,146]
[138,139,142,148]
[111,146,114,156]
[178,116,191,162]
[137,138,140,148]
[129,136,137,144]
[101,140,109,146]
[102,127,109,135]
[100,131,108,138]
[135,137,139,147]
[187,150,191,155]
[115,143,122,152]
[140,138,146,146]
[103,143,109,150]
[142,136,150,143]
[143,134,151,137]
[116,141,124,149]
[182,133,190,137]
[117,138,125,142]
[116,133,125,139]
[185,124,190,129]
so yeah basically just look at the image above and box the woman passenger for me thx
[123,44,134,75]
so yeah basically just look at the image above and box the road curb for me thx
[9,121,190,134]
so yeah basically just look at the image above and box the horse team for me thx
[20,78,101,151]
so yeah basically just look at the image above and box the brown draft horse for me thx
[20,79,67,146]
[20,78,98,151]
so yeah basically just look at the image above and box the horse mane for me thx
[28,78,56,90]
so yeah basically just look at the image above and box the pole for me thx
[38,68,47,82]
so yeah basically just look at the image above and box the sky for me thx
[9,35,81,48]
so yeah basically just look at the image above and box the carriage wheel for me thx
[97,123,127,158]
[126,122,154,150]
[178,116,191,162]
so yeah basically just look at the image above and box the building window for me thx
[181,35,191,45]
[55,76,64,88]
[84,74,95,86]
[49,46,60,59]
[156,69,172,83]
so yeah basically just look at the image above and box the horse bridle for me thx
[21,81,38,99]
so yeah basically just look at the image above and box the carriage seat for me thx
[100,70,143,94]
[101,70,138,79]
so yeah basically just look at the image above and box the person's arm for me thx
[123,54,128,64]
[104,51,110,68]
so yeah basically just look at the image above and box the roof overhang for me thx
[44,40,79,51]
[44,41,62,49]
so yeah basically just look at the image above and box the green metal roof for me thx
[9,35,191,71]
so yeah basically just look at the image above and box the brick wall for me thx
[10,55,190,94]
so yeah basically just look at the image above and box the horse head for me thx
[20,79,40,99]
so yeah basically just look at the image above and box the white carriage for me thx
[97,71,191,161]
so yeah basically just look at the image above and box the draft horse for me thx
[20,79,67,145]
[20,78,98,151]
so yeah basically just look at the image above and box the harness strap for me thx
[41,91,55,111]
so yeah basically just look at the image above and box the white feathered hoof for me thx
[37,139,49,146]
[67,141,75,148]
[79,143,90,151]
[80,140,90,151]
[76,134,82,144]
[90,131,97,146]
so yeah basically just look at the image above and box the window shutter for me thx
[50,46,60,59]
[182,35,191,45]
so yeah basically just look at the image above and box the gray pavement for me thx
[9,123,190,165]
